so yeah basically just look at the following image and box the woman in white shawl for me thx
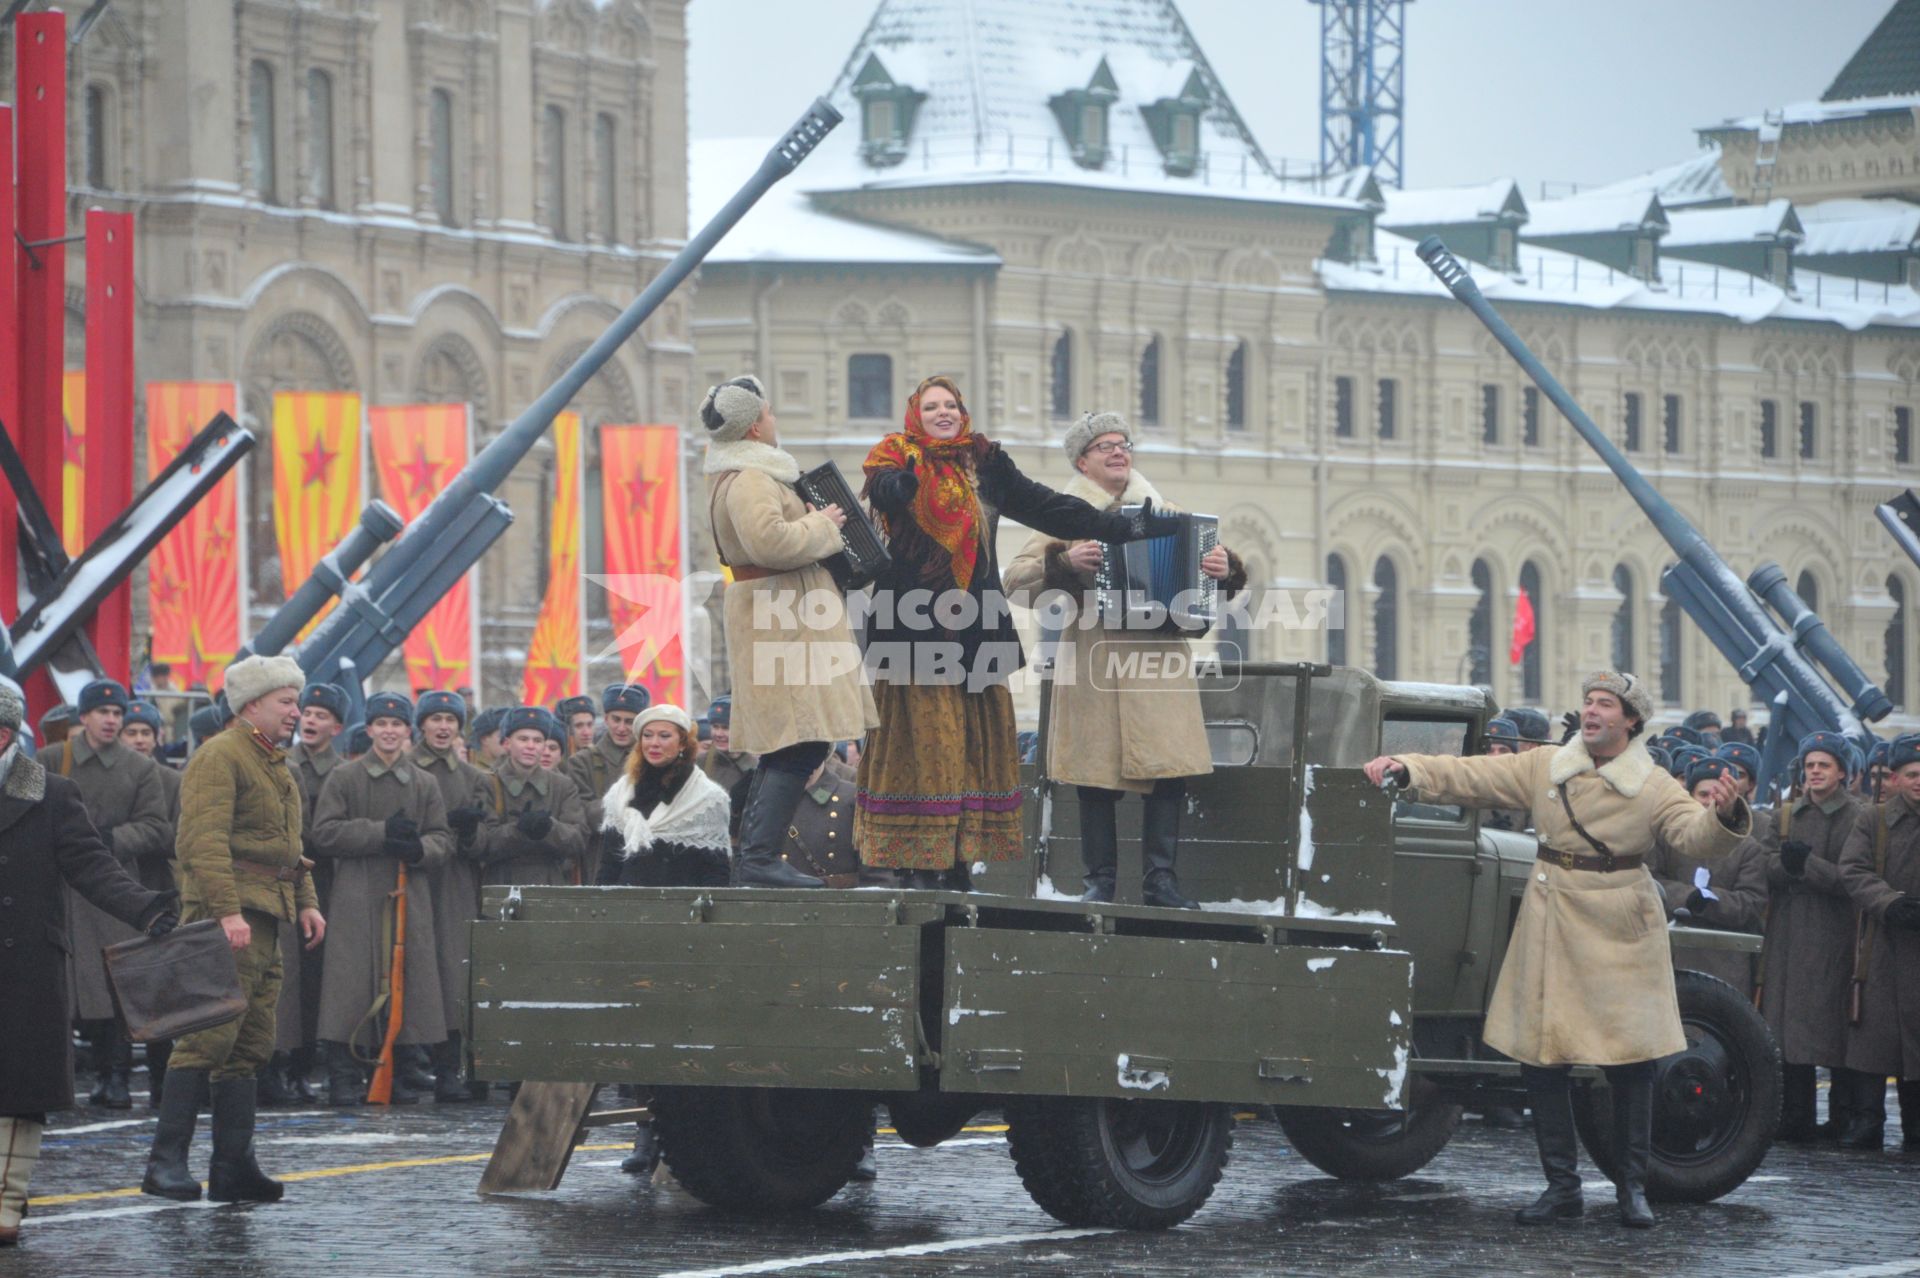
[596,705,733,886]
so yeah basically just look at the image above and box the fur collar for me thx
[602,767,733,858]
[3,747,45,803]
[1548,735,1656,798]
[1057,467,1165,512]
[703,438,801,483]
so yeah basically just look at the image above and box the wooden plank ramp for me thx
[477,1081,648,1194]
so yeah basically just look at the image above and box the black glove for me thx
[145,910,179,939]
[1885,896,1920,931]
[516,809,554,842]
[1122,497,1184,542]
[1559,711,1581,744]
[868,460,918,513]
[1779,840,1813,878]
[447,805,483,844]
[384,811,419,841]
[1683,888,1708,917]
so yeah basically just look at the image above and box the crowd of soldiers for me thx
[1478,702,1920,1152]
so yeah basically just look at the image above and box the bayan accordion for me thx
[1095,508,1219,635]
[795,459,891,590]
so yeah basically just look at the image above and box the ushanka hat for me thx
[1714,742,1760,782]
[1889,734,1920,772]
[223,654,305,713]
[416,690,467,726]
[78,678,130,714]
[1797,731,1854,773]
[123,700,165,735]
[1064,410,1130,461]
[1579,670,1654,726]
[1685,756,1734,791]
[364,692,414,727]
[603,683,650,715]
[300,682,350,721]
[699,375,767,444]
[1484,716,1520,748]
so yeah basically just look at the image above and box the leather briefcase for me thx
[103,918,247,1042]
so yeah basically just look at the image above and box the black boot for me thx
[145,1038,172,1111]
[1821,1065,1854,1141]
[900,869,945,891]
[398,1044,436,1096]
[1515,1066,1583,1224]
[207,1077,283,1203]
[287,1045,318,1105]
[257,1053,298,1108]
[1607,1062,1657,1228]
[322,1041,363,1108]
[1141,781,1198,910]
[1835,1067,1886,1150]
[941,860,974,893]
[1779,1063,1818,1141]
[88,1024,132,1109]
[735,768,824,888]
[433,1037,472,1104]
[852,1107,878,1181]
[141,1066,208,1201]
[1076,786,1118,903]
[1899,1079,1920,1150]
[620,1123,660,1176]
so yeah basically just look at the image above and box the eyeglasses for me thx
[1086,439,1133,456]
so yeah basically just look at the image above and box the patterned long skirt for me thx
[855,679,1023,869]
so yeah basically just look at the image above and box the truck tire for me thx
[1273,1099,1463,1180]
[1004,1097,1232,1230]
[1572,969,1781,1204]
[651,1086,868,1211]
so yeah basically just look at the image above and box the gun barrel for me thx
[1876,492,1920,572]
[290,96,843,688]
[241,501,404,660]
[1748,562,1892,721]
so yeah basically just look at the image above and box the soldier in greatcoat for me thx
[563,683,647,883]
[262,681,349,1105]
[39,678,172,1110]
[700,695,757,803]
[1478,716,1532,833]
[1366,671,1749,1230]
[308,693,451,1107]
[556,694,598,759]
[118,699,182,1105]
[1838,734,1920,1150]
[410,689,495,1101]
[1751,732,1874,1141]
[472,707,589,885]
[1647,757,1768,998]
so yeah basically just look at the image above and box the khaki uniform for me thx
[1400,738,1749,1066]
[410,742,494,1036]
[278,738,342,1053]
[169,722,314,1082]
[702,748,757,796]
[562,732,631,883]
[38,736,172,1020]
[474,761,588,886]
[309,754,452,1050]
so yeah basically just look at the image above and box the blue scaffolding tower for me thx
[1312,0,1409,187]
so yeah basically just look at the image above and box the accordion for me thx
[794,460,891,591]
[1095,509,1219,635]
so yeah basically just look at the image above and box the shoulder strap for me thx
[59,737,73,777]
[1558,783,1616,861]
[1779,797,1792,841]
[489,772,505,815]
[707,471,742,569]
[1875,802,1889,876]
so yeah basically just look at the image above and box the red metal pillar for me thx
[84,209,134,683]
[0,105,19,627]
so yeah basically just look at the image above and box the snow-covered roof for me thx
[1379,179,1527,229]
[1324,228,1920,332]
[1521,189,1668,239]
[801,0,1360,212]
[689,138,1000,267]
[1661,200,1802,249]
[1705,92,1920,136]
[1579,148,1735,210]
[1794,198,1920,257]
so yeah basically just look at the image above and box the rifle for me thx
[366,862,410,1105]
[1849,805,1888,1027]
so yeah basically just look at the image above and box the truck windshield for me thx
[1381,716,1470,823]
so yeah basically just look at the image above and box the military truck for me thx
[468,662,1777,1228]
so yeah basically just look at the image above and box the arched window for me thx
[1049,331,1072,420]
[430,89,456,226]
[1888,575,1908,711]
[1659,569,1684,706]
[306,70,335,208]
[542,104,569,240]
[85,84,109,189]
[1139,336,1161,426]
[848,354,893,420]
[248,61,277,202]
[1326,554,1349,667]
[1796,569,1819,615]
[1372,556,1399,680]
[594,113,618,243]
[1225,340,1248,431]
[1611,564,1635,673]
[1468,559,1494,686]
[1519,561,1544,703]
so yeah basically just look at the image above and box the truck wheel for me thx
[1572,969,1781,1204]
[1005,1097,1232,1230]
[651,1086,868,1211]
[1273,1099,1463,1180]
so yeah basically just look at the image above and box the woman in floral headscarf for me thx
[855,375,1173,887]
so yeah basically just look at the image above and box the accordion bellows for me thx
[1095,509,1220,635]
[795,460,891,590]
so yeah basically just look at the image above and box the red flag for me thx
[1510,587,1536,666]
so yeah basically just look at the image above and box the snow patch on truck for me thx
[948,1007,1006,1026]
[1306,957,1337,973]
[1034,874,1078,902]
[1297,765,1317,870]
[1116,1054,1171,1092]
[1198,897,1286,915]
[1293,893,1396,926]
[1380,1040,1411,1108]
[488,1001,628,1010]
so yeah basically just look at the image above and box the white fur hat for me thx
[1064,410,1130,461]
[223,654,306,714]
[699,375,768,444]
[635,704,694,734]
[1580,670,1655,726]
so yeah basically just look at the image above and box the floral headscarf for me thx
[862,376,991,591]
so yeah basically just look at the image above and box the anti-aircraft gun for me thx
[1416,238,1891,791]
[237,99,845,707]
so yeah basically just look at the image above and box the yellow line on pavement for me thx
[34,1143,631,1206]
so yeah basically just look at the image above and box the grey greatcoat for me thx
[308,755,452,1049]
[1648,825,1768,998]
[562,733,631,883]
[473,761,588,886]
[141,763,183,894]
[1839,794,1920,1078]
[278,737,342,1052]
[410,741,494,1033]
[37,736,172,1021]
[1753,790,1868,1067]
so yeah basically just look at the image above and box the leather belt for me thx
[232,859,310,884]
[1536,846,1642,874]
[729,564,778,582]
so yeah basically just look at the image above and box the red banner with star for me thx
[599,424,686,708]
[522,411,584,707]
[272,391,363,637]
[146,382,241,692]
[62,370,85,557]
[371,404,475,694]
